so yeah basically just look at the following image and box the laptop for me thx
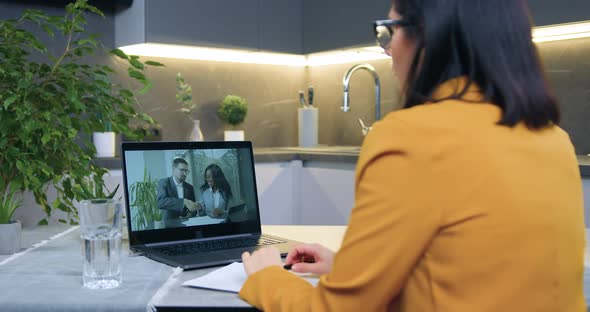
[121,141,301,270]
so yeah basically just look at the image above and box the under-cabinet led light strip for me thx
[532,21,590,43]
[119,21,590,66]
[119,43,388,67]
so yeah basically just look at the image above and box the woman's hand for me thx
[242,247,283,276]
[211,208,224,217]
[284,243,335,275]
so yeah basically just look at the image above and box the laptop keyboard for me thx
[155,235,286,256]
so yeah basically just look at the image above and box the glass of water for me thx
[78,199,123,289]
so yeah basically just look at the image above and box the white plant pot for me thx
[93,132,116,157]
[224,130,244,141]
[0,220,21,255]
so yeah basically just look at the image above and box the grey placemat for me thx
[0,227,173,312]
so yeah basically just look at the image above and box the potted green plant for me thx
[0,0,164,226]
[176,72,203,141]
[0,184,23,255]
[129,169,161,230]
[218,95,248,141]
[74,171,120,202]
[93,118,115,158]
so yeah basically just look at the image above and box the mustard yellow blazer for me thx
[240,78,586,312]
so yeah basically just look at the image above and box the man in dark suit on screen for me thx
[157,158,201,227]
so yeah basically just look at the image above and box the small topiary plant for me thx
[217,95,248,129]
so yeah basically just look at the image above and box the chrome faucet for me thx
[342,63,381,122]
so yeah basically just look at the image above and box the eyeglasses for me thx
[177,168,190,173]
[373,19,413,49]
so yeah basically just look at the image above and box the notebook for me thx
[121,141,301,270]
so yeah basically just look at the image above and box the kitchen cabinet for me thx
[301,0,590,53]
[255,161,355,225]
[259,0,304,53]
[145,0,259,50]
[115,0,590,54]
[117,0,303,53]
[302,0,389,53]
[298,161,356,225]
[255,162,300,225]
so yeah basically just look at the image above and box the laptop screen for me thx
[121,141,262,246]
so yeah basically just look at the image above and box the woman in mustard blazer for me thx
[239,0,586,311]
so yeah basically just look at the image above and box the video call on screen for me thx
[124,148,259,232]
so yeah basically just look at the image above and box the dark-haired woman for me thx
[197,164,233,219]
[239,0,586,311]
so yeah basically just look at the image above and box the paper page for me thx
[182,262,319,293]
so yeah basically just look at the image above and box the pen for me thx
[283,257,315,270]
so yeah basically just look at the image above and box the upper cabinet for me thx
[259,0,303,53]
[114,0,590,54]
[302,0,389,53]
[145,0,259,50]
[116,0,303,53]
[527,0,590,26]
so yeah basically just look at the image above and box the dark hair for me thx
[173,158,188,167]
[200,164,233,200]
[392,0,559,129]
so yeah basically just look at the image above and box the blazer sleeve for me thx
[157,178,184,213]
[239,118,441,311]
[184,182,196,202]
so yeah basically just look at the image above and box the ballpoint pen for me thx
[283,256,315,270]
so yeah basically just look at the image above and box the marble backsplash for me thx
[539,37,590,155]
[132,36,590,154]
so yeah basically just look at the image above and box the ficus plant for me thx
[0,0,164,225]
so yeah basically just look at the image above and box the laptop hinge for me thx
[144,233,256,247]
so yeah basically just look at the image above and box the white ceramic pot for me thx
[0,220,21,255]
[93,132,116,157]
[224,130,244,141]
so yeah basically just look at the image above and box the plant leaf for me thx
[145,61,165,67]
[3,95,17,109]
[138,80,153,95]
[110,48,128,60]
[128,58,144,70]
[127,68,146,81]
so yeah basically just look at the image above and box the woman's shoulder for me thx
[200,186,211,193]
[358,100,502,165]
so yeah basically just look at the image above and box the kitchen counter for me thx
[579,155,590,178]
[94,147,590,178]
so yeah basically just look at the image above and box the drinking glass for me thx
[78,199,123,289]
